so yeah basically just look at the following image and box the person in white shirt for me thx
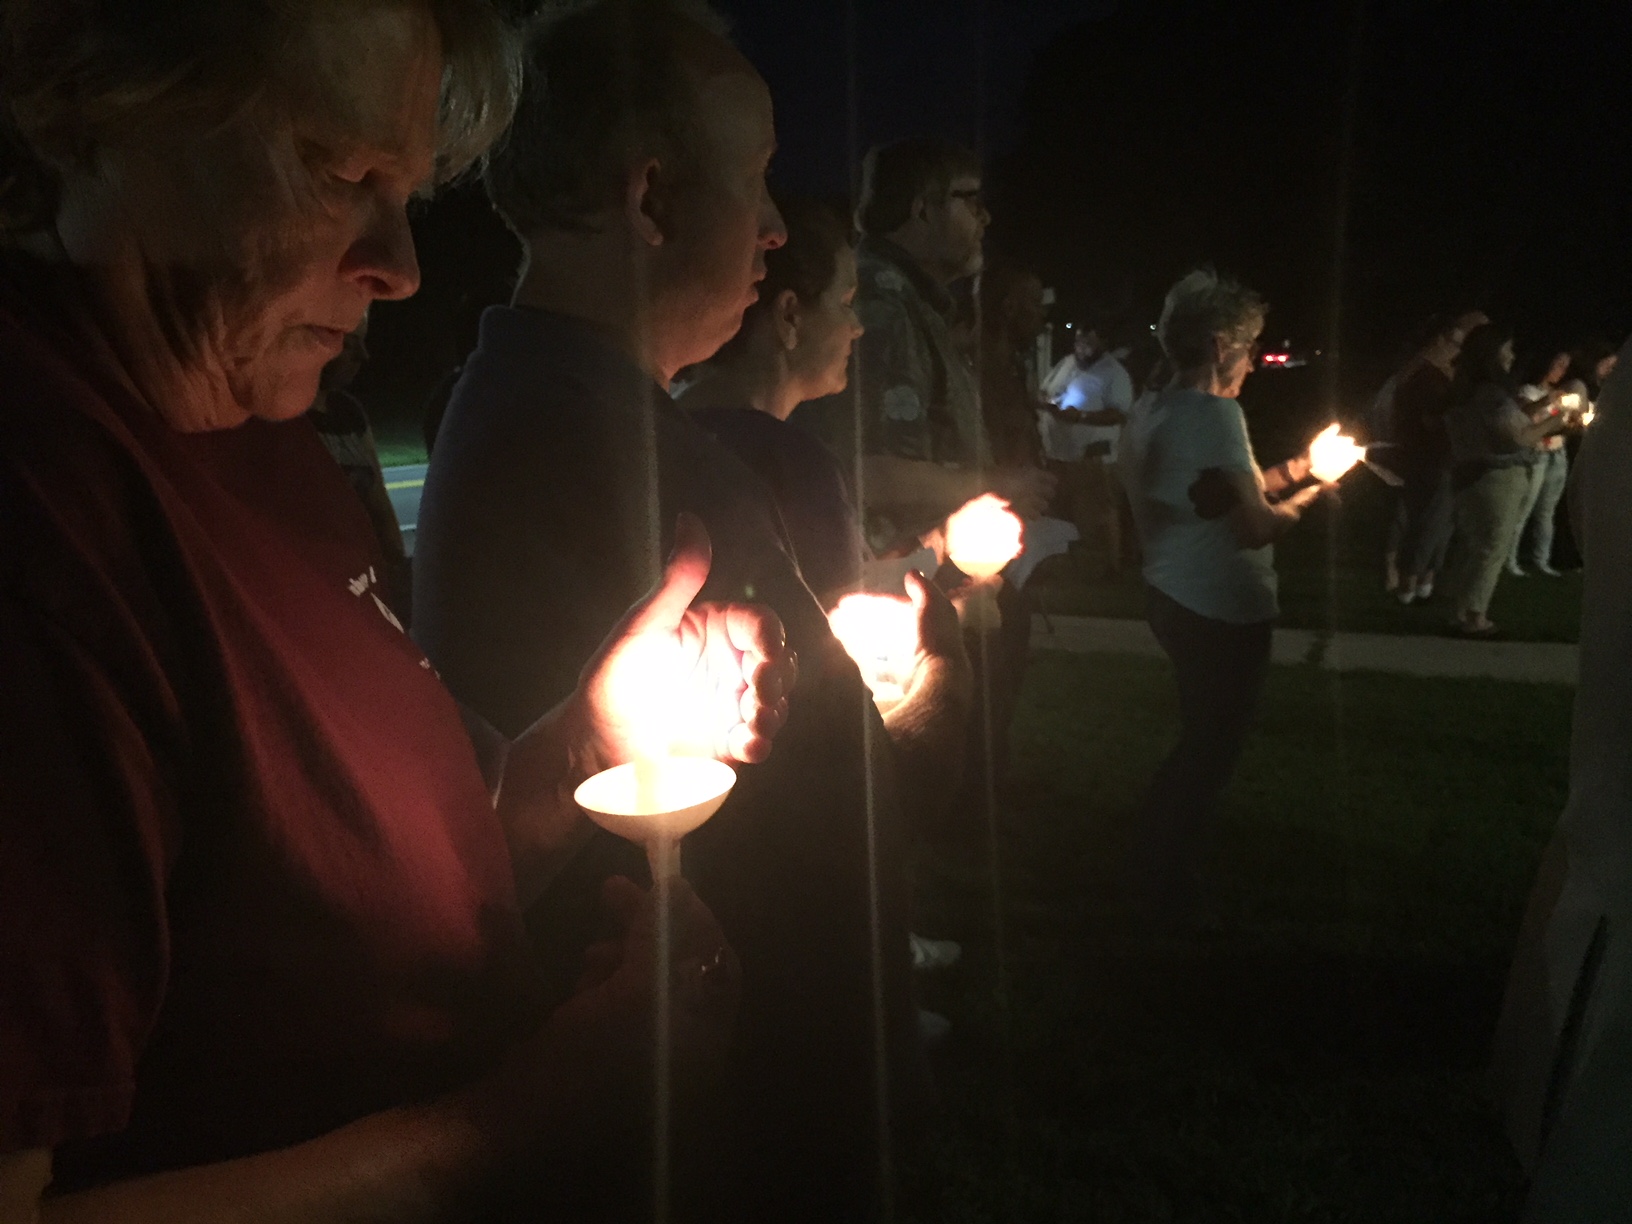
[1042,323,1136,572]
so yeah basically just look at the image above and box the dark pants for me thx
[1131,587,1274,914]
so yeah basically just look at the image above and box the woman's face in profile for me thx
[790,245,864,402]
[67,6,444,430]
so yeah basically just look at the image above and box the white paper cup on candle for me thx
[574,757,736,880]
[946,494,1025,580]
[945,494,1024,629]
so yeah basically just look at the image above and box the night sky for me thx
[361,0,1632,424]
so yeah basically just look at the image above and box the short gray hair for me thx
[1,0,522,237]
[1156,268,1267,373]
[483,0,731,237]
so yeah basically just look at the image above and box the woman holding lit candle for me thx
[1118,269,1344,923]
[1442,325,1573,636]
[1508,349,1576,577]
[0,3,796,1217]
[680,194,868,605]
[680,196,975,831]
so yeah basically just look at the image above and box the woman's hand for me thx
[495,515,796,905]
[888,570,972,738]
[577,513,796,770]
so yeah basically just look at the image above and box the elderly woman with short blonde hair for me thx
[0,2,793,1217]
[1118,269,1333,926]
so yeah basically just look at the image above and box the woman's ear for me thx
[627,158,665,248]
[773,288,802,352]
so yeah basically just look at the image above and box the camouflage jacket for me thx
[793,237,988,552]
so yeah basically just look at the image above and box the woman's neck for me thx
[1177,365,1233,398]
[678,348,802,421]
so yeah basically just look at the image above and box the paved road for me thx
[1032,613,1580,685]
[383,463,426,555]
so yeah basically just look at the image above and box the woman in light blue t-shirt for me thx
[1118,270,1336,926]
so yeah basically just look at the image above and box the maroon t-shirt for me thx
[0,264,540,1186]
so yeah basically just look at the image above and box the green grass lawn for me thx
[901,650,1568,1222]
[1031,478,1584,644]
[373,417,430,469]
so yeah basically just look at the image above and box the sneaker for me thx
[1536,563,1563,577]
[1396,589,1416,606]
[1415,579,1435,601]
[910,933,963,972]
[1505,562,1526,577]
[917,1008,952,1047]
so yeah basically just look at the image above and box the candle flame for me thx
[828,593,919,709]
[945,494,1024,579]
[1308,423,1364,483]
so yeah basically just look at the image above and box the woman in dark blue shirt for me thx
[679,196,866,606]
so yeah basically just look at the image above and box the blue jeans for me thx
[1509,450,1569,569]
[1398,461,1455,579]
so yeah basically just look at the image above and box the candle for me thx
[1559,392,1583,411]
[828,593,920,716]
[1307,422,1365,483]
[574,756,737,880]
[945,493,1025,579]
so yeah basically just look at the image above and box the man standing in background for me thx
[1044,321,1135,575]
[794,137,1054,558]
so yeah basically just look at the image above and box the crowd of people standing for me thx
[1375,313,1615,637]
[1,0,1623,1221]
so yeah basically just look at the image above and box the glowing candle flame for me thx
[1560,392,1583,411]
[1307,423,1365,483]
[945,494,1025,579]
[828,593,920,715]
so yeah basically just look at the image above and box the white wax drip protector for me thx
[574,757,737,880]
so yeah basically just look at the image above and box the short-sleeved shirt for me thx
[792,237,987,552]
[1050,352,1134,463]
[1447,381,1535,469]
[0,261,538,1181]
[412,306,921,1217]
[1120,387,1278,624]
[686,405,865,604]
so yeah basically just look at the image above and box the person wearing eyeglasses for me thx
[793,137,1055,560]
[1119,270,1336,928]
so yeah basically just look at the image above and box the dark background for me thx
[360,0,1632,434]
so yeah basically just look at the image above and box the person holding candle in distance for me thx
[0,1,801,1220]
[413,3,934,1217]
[1118,269,1349,927]
[1507,349,1576,578]
[1441,324,1575,638]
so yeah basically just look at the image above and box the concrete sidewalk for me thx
[1031,614,1580,686]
